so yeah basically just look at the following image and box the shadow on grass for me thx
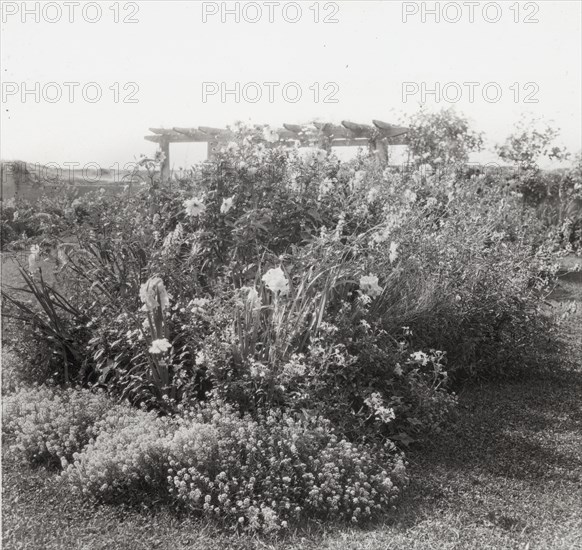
[397,363,582,495]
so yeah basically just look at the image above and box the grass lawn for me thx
[2,278,581,550]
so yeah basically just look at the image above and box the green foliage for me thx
[2,115,574,533]
[495,119,581,249]
[495,117,569,169]
[1,266,90,384]
[405,107,484,170]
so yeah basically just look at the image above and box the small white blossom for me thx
[410,351,429,366]
[191,298,209,313]
[351,170,365,189]
[299,147,327,164]
[220,196,234,214]
[140,277,170,312]
[366,187,379,203]
[262,126,279,143]
[359,274,383,298]
[403,189,417,204]
[149,338,171,355]
[183,197,205,217]
[262,267,289,296]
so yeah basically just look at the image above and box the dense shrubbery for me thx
[4,128,564,421]
[405,107,484,171]
[495,118,582,250]
[1,113,576,532]
[0,186,83,249]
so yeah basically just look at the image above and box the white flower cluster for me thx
[261,267,289,297]
[359,274,383,298]
[149,338,172,355]
[5,386,407,533]
[64,407,174,500]
[140,277,170,312]
[183,197,206,217]
[364,392,396,424]
[3,386,112,466]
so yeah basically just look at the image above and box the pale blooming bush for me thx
[167,402,407,532]
[2,385,112,466]
[63,406,174,501]
[4,385,407,532]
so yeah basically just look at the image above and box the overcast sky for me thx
[1,0,581,170]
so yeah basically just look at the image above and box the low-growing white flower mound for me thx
[63,407,174,501]
[2,386,113,466]
[4,385,407,533]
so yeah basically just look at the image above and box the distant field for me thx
[1,160,141,203]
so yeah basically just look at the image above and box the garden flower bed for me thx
[2,116,579,534]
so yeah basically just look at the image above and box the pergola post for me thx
[160,138,170,182]
[375,139,389,165]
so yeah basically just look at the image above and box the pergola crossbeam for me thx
[145,120,409,180]
[171,128,211,141]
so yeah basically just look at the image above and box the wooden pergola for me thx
[145,120,409,180]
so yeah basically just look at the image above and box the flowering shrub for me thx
[494,118,581,250]
[167,401,406,531]
[3,119,565,445]
[2,385,112,467]
[405,107,484,171]
[1,381,403,531]
[63,406,174,502]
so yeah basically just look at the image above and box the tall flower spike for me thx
[262,267,289,296]
[140,277,170,312]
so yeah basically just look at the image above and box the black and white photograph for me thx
[1,1,581,548]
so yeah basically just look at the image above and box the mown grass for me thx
[2,278,581,550]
